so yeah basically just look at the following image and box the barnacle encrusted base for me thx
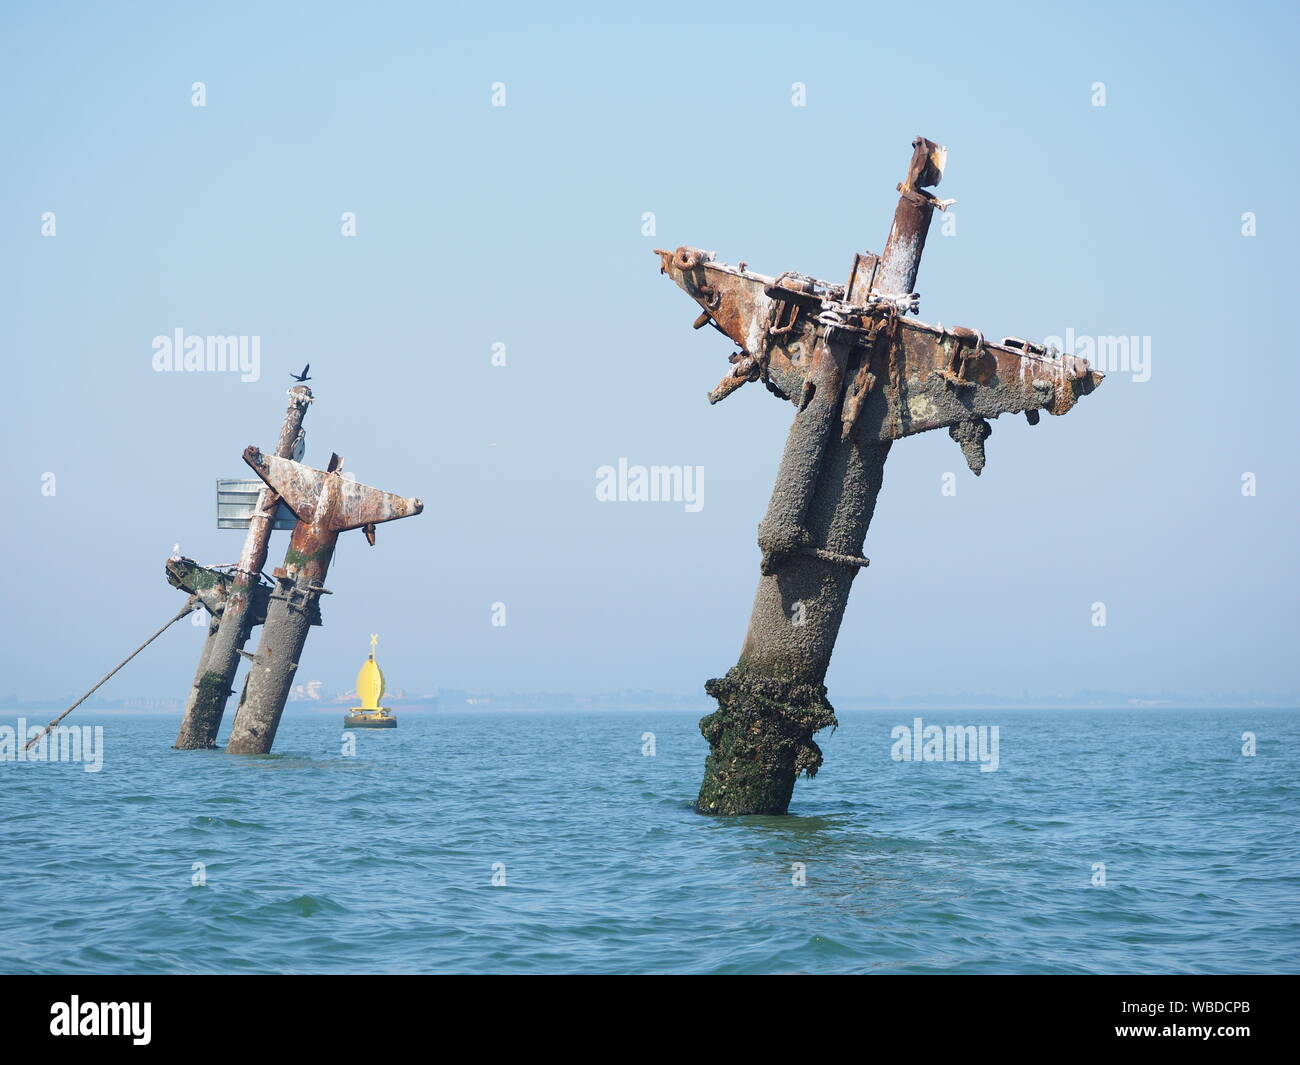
[696,668,838,815]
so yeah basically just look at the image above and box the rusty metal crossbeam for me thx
[660,250,1100,444]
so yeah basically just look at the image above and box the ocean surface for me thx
[1,707,1296,974]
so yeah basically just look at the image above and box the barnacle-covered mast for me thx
[167,384,423,755]
[171,385,313,749]
[657,137,1102,815]
[225,450,422,753]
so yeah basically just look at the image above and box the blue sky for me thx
[2,0,1297,700]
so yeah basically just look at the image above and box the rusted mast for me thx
[657,137,1102,815]
[224,448,422,754]
[172,386,313,749]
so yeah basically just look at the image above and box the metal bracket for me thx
[796,546,871,570]
[933,327,985,389]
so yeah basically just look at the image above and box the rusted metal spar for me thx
[656,137,1102,815]
[224,448,422,755]
[173,386,313,749]
[874,136,952,300]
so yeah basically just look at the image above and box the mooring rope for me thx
[22,597,201,752]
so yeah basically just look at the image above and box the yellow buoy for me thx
[343,634,396,729]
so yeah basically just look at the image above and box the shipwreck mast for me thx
[171,385,313,749]
[657,137,1102,814]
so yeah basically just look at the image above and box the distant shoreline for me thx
[4,703,1297,717]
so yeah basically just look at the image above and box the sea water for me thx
[1,708,1295,974]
